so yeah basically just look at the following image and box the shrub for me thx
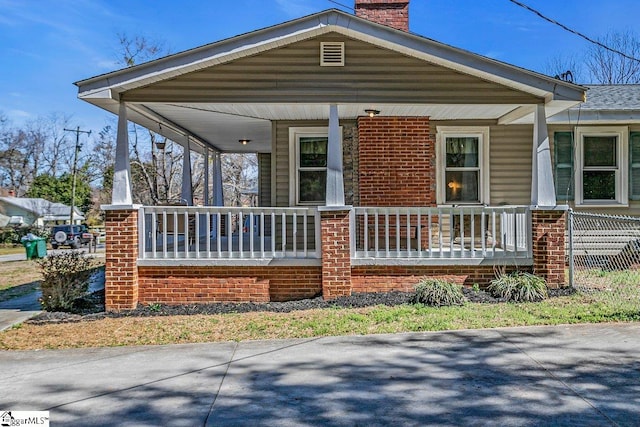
[0,225,50,245]
[488,272,548,302]
[411,278,467,306]
[37,252,97,312]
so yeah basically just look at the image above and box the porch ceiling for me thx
[105,101,576,154]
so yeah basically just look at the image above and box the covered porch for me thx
[75,9,583,310]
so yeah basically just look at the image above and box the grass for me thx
[1,278,639,350]
[0,246,24,256]
[0,260,41,294]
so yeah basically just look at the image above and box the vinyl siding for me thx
[432,120,533,206]
[124,35,543,105]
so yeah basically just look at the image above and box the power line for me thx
[327,0,354,12]
[508,0,640,63]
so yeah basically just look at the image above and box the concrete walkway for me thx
[1,323,638,426]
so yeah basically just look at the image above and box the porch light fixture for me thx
[364,109,380,117]
[155,123,166,149]
[239,139,251,145]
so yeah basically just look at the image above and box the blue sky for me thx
[1,0,639,135]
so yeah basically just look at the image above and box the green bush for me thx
[37,252,97,312]
[411,278,467,306]
[488,272,548,302]
[0,226,50,245]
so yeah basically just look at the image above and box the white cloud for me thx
[8,109,32,120]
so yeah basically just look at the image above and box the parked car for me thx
[50,224,93,249]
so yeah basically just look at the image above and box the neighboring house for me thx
[548,85,640,216]
[76,1,586,311]
[0,197,85,227]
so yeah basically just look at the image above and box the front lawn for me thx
[1,274,638,350]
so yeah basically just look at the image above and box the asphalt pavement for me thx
[1,323,639,426]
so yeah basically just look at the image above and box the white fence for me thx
[140,206,320,260]
[352,206,531,263]
[139,205,532,264]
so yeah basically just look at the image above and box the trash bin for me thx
[21,234,47,260]
[36,238,47,258]
[23,239,37,260]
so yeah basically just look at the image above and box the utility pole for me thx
[64,126,91,225]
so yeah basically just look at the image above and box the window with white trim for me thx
[289,127,340,205]
[575,126,628,206]
[436,127,490,205]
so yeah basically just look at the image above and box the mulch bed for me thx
[25,286,577,325]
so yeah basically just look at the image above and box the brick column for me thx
[103,207,140,311]
[320,207,352,299]
[531,209,566,289]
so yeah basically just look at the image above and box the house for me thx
[548,85,640,216]
[76,0,586,311]
[0,196,85,227]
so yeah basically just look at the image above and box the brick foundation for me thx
[320,209,353,299]
[104,208,139,311]
[138,266,322,304]
[352,265,530,293]
[532,209,567,288]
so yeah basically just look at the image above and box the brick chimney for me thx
[354,0,409,31]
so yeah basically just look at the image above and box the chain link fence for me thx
[568,211,640,314]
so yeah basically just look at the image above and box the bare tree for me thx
[544,53,584,84]
[222,153,258,206]
[585,30,640,84]
[116,33,168,67]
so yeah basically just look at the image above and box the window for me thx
[553,132,574,201]
[289,127,340,205]
[436,127,490,205]
[575,126,628,206]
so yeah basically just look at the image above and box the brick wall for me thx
[104,209,139,311]
[354,0,410,31]
[358,116,435,207]
[352,265,530,292]
[138,266,322,304]
[320,209,352,299]
[532,210,566,288]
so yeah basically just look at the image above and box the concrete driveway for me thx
[1,323,639,426]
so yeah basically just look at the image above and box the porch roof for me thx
[76,8,585,154]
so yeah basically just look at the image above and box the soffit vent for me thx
[320,42,345,66]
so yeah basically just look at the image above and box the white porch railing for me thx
[352,206,532,263]
[140,206,321,260]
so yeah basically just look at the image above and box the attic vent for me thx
[320,42,345,66]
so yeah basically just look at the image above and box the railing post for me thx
[531,207,568,288]
[319,206,353,299]
[102,205,141,312]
